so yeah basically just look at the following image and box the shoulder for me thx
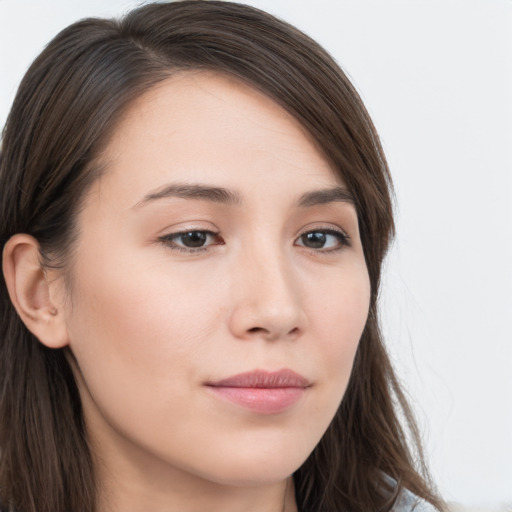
[392,487,438,512]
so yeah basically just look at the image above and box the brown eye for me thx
[300,232,327,249]
[159,230,223,252]
[179,231,209,248]
[296,229,349,251]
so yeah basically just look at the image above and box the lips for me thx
[205,369,310,414]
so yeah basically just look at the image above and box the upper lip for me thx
[206,369,311,388]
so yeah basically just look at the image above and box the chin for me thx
[188,440,313,487]
[201,463,299,488]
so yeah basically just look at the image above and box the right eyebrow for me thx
[132,182,243,209]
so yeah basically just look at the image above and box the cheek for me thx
[306,266,370,399]
[64,260,226,459]
[66,261,218,382]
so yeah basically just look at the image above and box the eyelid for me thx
[296,222,351,239]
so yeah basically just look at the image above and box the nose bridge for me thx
[229,235,305,340]
[250,243,296,306]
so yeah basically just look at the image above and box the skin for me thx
[4,72,371,512]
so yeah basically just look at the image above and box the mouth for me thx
[205,369,311,414]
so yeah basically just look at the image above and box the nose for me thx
[228,249,307,342]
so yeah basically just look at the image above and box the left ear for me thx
[2,233,69,348]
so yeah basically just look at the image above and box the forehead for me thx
[93,71,343,208]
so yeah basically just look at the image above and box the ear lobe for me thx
[2,233,69,348]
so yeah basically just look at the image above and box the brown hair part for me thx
[0,2,445,511]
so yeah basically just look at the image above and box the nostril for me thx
[246,326,300,338]
[248,327,266,334]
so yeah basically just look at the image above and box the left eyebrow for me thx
[133,182,243,208]
[297,186,355,208]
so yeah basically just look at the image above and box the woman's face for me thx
[62,72,370,490]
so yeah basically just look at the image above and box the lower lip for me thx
[206,386,306,414]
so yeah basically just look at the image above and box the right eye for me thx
[158,230,223,253]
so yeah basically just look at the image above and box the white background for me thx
[1,1,511,509]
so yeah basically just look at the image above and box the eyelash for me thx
[158,227,351,254]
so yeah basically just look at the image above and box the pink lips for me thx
[205,369,310,414]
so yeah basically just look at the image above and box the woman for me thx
[0,2,445,511]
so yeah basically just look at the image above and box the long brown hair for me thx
[0,2,444,511]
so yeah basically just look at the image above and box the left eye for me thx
[159,230,222,251]
[295,229,349,251]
